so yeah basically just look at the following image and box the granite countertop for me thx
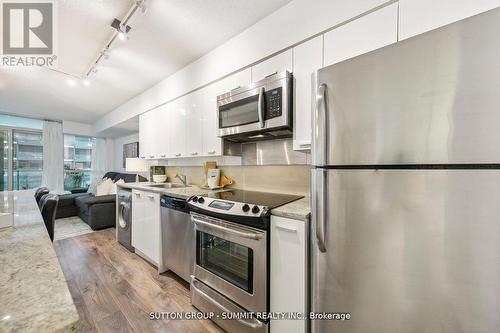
[117,182,228,199]
[119,182,311,222]
[271,196,311,222]
[0,190,79,333]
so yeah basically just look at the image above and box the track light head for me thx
[111,18,132,41]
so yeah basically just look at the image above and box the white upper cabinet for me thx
[292,36,323,151]
[139,110,156,159]
[199,85,220,157]
[168,97,187,158]
[185,90,203,158]
[323,3,399,67]
[399,0,500,40]
[201,68,252,156]
[251,49,293,82]
[154,104,170,159]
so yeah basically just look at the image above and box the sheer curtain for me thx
[42,120,64,192]
[91,138,108,184]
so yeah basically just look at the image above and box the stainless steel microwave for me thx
[217,71,292,142]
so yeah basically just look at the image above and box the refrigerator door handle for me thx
[312,169,327,252]
[312,82,328,166]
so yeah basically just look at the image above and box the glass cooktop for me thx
[206,189,303,209]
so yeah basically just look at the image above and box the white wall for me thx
[93,0,392,133]
[63,120,94,136]
[113,132,139,172]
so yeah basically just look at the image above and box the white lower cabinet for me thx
[270,216,308,333]
[131,190,160,265]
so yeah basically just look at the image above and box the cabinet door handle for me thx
[298,143,311,149]
[275,223,298,233]
[160,155,166,158]
[140,156,145,159]
[149,155,155,159]
[191,152,198,156]
[147,194,155,199]
[175,153,181,157]
[264,71,278,78]
[230,85,241,91]
[208,150,216,155]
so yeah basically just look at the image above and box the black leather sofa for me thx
[56,172,147,230]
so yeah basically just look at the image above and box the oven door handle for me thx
[192,216,264,240]
[191,276,266,330]
[257,87,265,128]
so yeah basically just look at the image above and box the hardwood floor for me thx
[53,228,223,333]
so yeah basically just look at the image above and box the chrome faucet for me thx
[175,174,188,186]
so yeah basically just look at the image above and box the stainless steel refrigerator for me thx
[311,7,500,333]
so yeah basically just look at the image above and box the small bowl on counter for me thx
[152,175,167,183]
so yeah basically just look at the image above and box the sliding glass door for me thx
[12,130,43,190]
[0,130,9,191]
[0,127,44,191]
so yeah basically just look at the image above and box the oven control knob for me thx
[242,204,250,212]
[252,205,260,214]
[198,197,205,204]
[192,196,198,202]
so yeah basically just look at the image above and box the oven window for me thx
[197,231,254,293]
[219,95,259,128]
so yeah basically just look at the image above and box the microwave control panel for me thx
[265,87,282,120]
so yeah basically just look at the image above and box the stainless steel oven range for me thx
[188,189,303,333]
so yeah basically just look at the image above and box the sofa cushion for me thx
[114,173,147,183]
[75,195,91,214]
[58,192,91,207]
[103,172,119,180]
[96,178,114,196]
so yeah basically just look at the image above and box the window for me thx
[13,130,43,190]
[0,130,8,191]
[64,135,93,191]
[0,115,44,191]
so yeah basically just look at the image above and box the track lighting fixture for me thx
[111,18,131,41]
[84,0,146,79]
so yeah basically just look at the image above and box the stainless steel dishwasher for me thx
[160,195,193,282]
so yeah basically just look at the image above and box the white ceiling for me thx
[0,0,291,125]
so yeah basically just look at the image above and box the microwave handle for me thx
[258,87,265,128]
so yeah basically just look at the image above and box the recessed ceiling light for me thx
[83,80,90,86]
[118,32,127,41]
[67,79,76,87]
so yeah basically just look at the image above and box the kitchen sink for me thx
[146,183,191,189]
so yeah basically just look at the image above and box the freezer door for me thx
[314,7,500,166]
[311,169,500,333]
